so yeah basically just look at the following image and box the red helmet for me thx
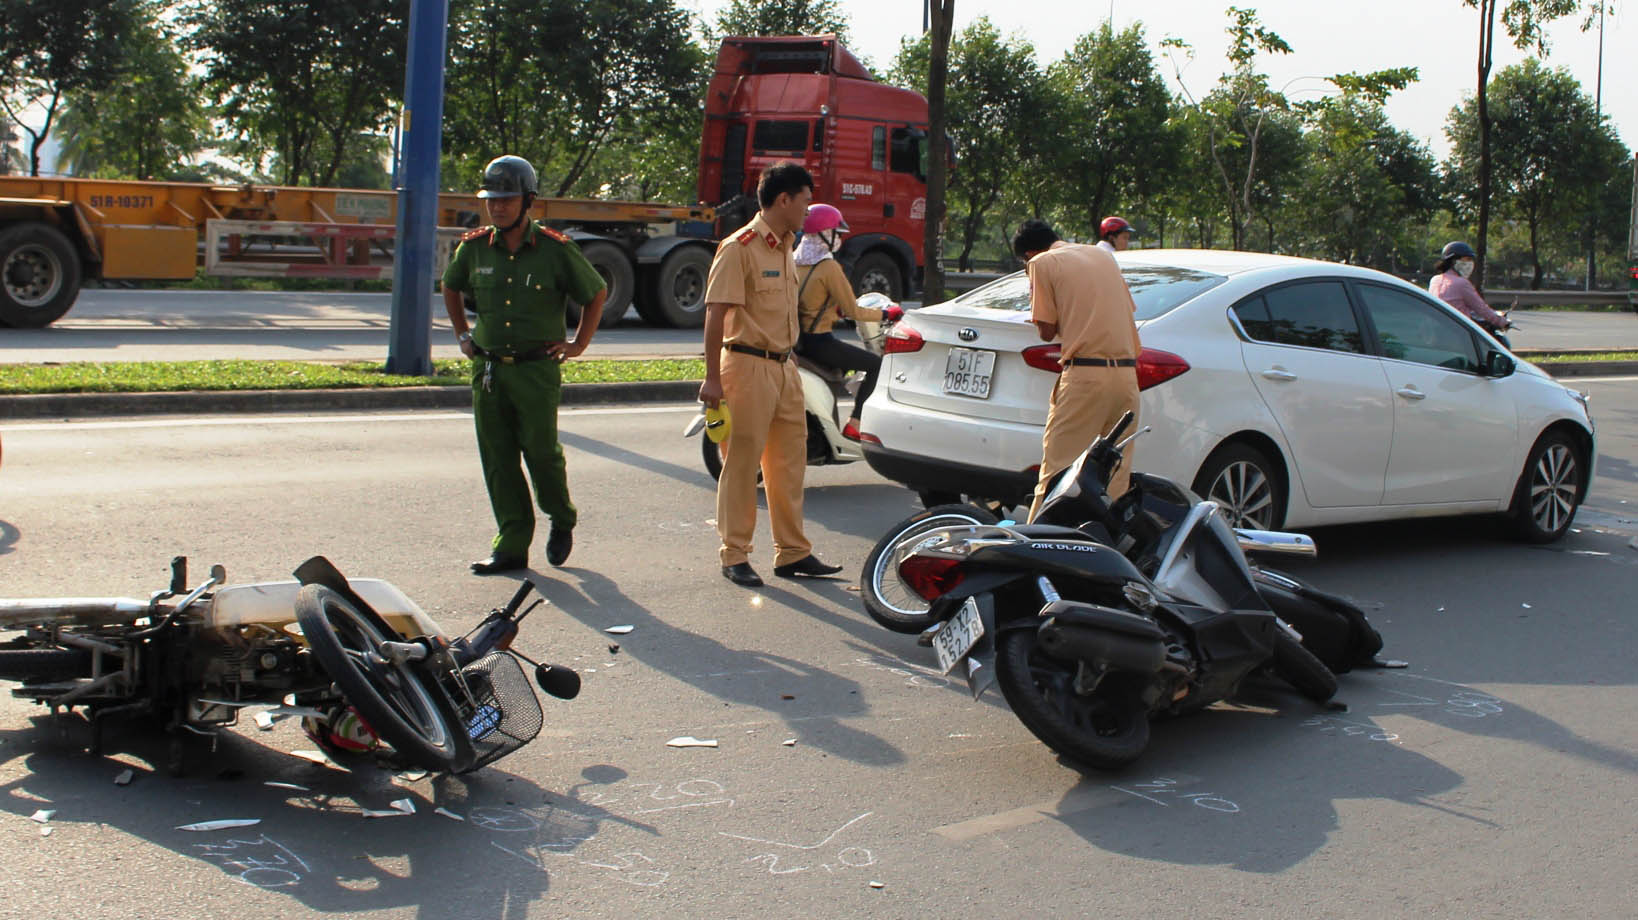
[1099,216,1133,239]
[802,203,849,235]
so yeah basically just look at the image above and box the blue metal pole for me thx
[386,0,450,376]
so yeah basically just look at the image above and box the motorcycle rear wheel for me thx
[1271,633,1338,702]
[994,629,1150,770]
[296,584,465,772]
[859,503,999,633]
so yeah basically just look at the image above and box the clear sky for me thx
[685,0,1633,161]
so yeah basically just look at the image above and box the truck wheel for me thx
[645,246,712,328]
[849,251,902,302]
[577,241,635,329]
[0,222,82,328]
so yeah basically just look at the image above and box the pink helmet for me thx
[803,203,849,235]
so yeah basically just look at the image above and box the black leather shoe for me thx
[470,552,527,575]
[546,525,573,567]
[773,555,844,579]
[721,562,763,588]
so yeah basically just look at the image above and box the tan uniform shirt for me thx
[1028,240,1140,362]
[796,258,882,335]
[705,213,799,353]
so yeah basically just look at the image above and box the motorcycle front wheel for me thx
[1271,632,1338,702]
[296,584,466,772]
[859,503,999,633]
[994,629,1151,770]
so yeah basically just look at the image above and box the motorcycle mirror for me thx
[535,664,581,700]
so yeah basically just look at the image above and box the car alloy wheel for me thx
[1528,441,1578,536]
[1207,460,1275,529]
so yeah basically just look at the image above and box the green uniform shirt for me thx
[441,220,606,353]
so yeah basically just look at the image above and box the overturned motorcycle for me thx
[0,556,579,775]
[864,412,1394,770]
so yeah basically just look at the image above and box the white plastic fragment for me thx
[1522,603,1532,609]
[363,798,417,819]
[1436,607,1445,612]
[869,880,885,889]
[435,807,465,822]
[39,826,53,837]
[391,798,416,815]
[177,819,262,832]
[113,769,134,786]
[782,738,797,747]
[666,736,718,748]
[255,711,276,731]
[264,782,310,792]
[29,809,54,823]
[605,625,635,635]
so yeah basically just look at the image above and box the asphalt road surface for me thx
[1,289,1633,365]
[1,383,1636,918]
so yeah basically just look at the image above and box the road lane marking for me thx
[0,404,698,433]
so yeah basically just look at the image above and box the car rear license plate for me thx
[942,347,995,399]
[933,597,985,674]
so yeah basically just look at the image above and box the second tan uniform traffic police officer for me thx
[699,163,844,588]
[1013,219,1143,522]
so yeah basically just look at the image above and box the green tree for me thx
[890,18,1045,270]
[183,0,406,186]
[576,42,712,203]
[54,5,209,180]
[1048,22,1176,237]
[442,0,699,198]
[711,0,852,44]
[0,0,139,176]
[1446,58,1628,288]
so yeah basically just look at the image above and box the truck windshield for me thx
[949,264,1227,321]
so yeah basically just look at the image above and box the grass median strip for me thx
[1520,351,1638,363]
[0,358,707,395]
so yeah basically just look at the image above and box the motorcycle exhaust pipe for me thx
[1234,529,1317,558]
[1035,600,1167,674]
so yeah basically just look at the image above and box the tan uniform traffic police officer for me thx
[442,155,608,574]
[700,163,843,588]
[1013,219,1142,522]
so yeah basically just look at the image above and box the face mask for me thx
[1454,260,1475,278]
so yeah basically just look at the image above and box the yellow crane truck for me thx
[0,176,717,329]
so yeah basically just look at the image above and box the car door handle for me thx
[1395,386,1426,400]
[1261,368,1298,381]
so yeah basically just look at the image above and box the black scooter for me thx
[890,412,1388,770]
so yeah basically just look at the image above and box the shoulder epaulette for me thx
[460,227,489,242]
[736,228,757,245]
[540,225,570,244]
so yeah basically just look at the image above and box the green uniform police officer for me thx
[441,155,608,574]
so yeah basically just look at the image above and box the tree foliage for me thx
[0,0,140,176]
[711,0,852,45]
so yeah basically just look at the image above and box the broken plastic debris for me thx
[1521,603,1532,609]
[177,819,262,832]
[395,770,429,783]
[264,782,310,792]
[113,769,134,786]
[782,738,797,747]
[1436,607,1445,612]
[29,809,54,823]
[666,736,718,748]
[255,711,276,731]
[40,826,53,837]
[605,625,634,635]
[435,807,465,822]
[869,880,885,889]
[364,797,418,818]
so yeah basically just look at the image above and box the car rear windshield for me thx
[950,264,1226,320]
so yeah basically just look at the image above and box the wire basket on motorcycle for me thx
[443,651,543,771]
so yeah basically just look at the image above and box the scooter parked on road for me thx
[0,556,578,776]
[685,294,893,480]
[870,412,1388,770]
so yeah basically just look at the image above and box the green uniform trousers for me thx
[473,357,575,556]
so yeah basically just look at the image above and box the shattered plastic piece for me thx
[666,736,719,748]
[1436,607,1445,612]
[364,798,418,819]
[40,826,53,837]
[255,711,276,731]
[869,881,885,889]
[29,809,54,823]
[435,807,465,822]
[113,769,134,786]
[782,738,797,747]
[264,782,310,792]
[390,798,416,815]
[395,770,429,783]
[177,819,262,832]
[1521,603,1532,609]
[605,625,635,635]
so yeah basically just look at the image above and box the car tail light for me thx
[897,555,965,601]
[1137,347,1189,390]
[883,324,924,354]
[1021,344,1063,373]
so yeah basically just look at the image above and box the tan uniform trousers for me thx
[716,350,812,567]
[1027,365,1141,522]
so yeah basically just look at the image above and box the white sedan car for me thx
[858,250,1595,542]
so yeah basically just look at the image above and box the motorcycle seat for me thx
[794,354,848,384]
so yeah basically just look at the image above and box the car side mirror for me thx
[1485,350,1514,378]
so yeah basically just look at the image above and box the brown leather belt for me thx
[476,343,559,364]
[725,343,791,363]
[1066,356,1137,367]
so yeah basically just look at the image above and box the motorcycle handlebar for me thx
[500,580,534,619]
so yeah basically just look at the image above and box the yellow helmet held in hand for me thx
[704,402,732,443]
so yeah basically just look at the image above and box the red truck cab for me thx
[698,35,932,300]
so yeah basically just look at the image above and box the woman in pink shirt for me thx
[1428,240,1512,347]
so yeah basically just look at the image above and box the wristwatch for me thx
[457,331,472,344]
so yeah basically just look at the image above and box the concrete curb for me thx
[0,380,703,420]
[3,360,1634,420]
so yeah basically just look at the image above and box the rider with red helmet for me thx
[794,204,904,441]
[1097,216,1134,253]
